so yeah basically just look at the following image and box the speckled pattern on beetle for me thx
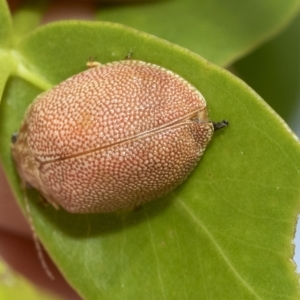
[11,60,228,213]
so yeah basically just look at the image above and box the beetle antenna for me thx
[213,120,229,131]
[23,189,55,280]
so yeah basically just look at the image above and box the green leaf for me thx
[97,0,300,66]
[0,258,61,300]
[1,20,300,300]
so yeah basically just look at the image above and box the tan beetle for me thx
[11,60,228,213]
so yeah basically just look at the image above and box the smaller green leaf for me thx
[0,0,13,47]
[11,0,48,46]
[0,258,61,300]
[97,0,300,66]
[233,11,300,125]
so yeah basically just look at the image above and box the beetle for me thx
[11,59,228,213]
